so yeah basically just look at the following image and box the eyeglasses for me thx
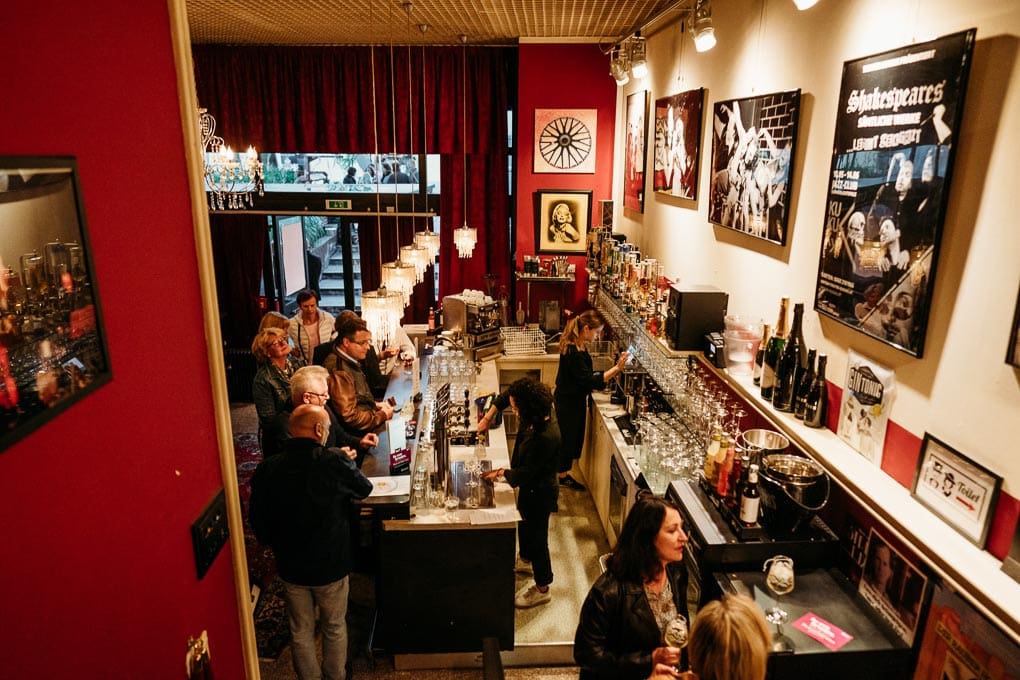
[268,338,289,348]
[352,339,372,346]
[306,391,329,401]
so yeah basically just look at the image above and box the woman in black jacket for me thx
[483,378,560,609]
[575,493,690,679]
[555,309,628,490]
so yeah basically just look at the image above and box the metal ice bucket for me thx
[758,454,830,535]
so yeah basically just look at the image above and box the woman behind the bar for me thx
[554,309,628,491]
[575,493,689,679]
[482,377,560,609]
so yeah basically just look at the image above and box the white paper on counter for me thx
[368,475,411,497]
[469,507,522,525]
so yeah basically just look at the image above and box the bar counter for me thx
[363,356,519,659]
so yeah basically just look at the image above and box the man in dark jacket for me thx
[249,404,373,680]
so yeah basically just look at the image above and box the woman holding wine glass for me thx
[574,493,689,679]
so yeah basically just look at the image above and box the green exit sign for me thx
[325,199,351,210]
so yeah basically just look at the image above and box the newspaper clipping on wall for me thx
[813,30,976,357]
[838,349,895,466]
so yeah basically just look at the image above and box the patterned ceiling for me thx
[186,0,685,46]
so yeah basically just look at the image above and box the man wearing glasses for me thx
[289,365,379,467]
[320,313,394,435]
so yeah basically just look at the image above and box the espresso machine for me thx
[441,293,503,360]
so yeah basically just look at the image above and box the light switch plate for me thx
[191,488,228,579]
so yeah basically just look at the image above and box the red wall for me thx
[0,2,244,677]
[516,44,617,319]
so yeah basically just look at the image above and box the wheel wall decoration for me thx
[533,109,597,174]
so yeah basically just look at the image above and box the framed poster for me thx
[534,189,591,254]
[913,581,1020,680]
[653,89,705,200]
[0,156,112,454]
[859,528,929,646]
[911,432,1001,546]
[814,29,976,357]
[1007,283,1020,368]
[708,89,800,245]
[623,91,649,213]
[533,109,597,174]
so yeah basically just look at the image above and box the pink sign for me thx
[792,612,854,652]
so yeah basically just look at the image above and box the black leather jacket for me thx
[574,561,689,680]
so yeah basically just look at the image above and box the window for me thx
[262,153,440,195]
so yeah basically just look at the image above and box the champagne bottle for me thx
[773,302,806,412]
[760,297,789,401]
[794,348,817,420]
[752,323,771,386]
[739,464,761,526]
[803,353,829,428]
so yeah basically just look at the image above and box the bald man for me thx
[249,403,373,680]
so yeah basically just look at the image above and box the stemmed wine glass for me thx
[663,615,688,672]
[763,555,796,652]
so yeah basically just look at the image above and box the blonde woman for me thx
[251,326,305,456]
[684,593,771,680]
[554,309,628,490]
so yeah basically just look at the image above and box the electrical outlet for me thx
[191,489,228,579]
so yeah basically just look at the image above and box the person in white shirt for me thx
[289,289,336,365]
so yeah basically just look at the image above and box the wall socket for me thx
[191,488,228,579]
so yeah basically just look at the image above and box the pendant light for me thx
[379,11,415,308]
[398,4,429,284]
[362,35,402,348]
[413,21,440,264]
[453,34,477,258]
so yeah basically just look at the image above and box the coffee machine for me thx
[664,284,728,351]
[441,294,502,360]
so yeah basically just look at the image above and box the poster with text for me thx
[814,30,976,357]
[912,581,1020,680]
[837,349,895,467]
[653,89,704,200]
[623,91,649,213]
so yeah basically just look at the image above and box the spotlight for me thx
[793,0,820,8]
[609,44,630,86]
[691,0,717,52]
[629,36,648,79]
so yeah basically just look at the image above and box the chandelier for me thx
[455,35,477,259]
[197,107,263,210]
[381,259,416,308]
[414,228,440,261]
[361,286,404,349]
[401,243,430,283]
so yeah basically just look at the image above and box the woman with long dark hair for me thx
[575,493,689,679]
[482,377,560,609]
[555,309,628,490]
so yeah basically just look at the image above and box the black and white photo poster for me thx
[708,89,800,245]
[653,89,704,200]
[814,30,976,357]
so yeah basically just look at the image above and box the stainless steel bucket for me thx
[758,454,830,535]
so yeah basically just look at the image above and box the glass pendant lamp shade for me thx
[381,260,416,308]
[454,223,478,258]
[414,229,440,261]
[401,243,430,283]
[361,287,403,348]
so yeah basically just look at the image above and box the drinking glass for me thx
[664,615,688,672]
[763,555,796,652]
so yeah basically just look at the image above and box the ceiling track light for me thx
[609,43,630,86]
[629,35,648,79]
[691,0,717,52]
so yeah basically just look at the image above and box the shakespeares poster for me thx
[814,30,976,357]
[838,349,895,466]
[912,582,1020,680]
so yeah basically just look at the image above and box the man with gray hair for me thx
[290,365,379,465]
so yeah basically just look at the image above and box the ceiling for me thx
[186,0,685,47]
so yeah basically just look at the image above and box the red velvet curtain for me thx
[209,213,267,348]
[192,45,515,318]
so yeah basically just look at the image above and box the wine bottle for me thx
[773,302,806,412]
[794,348,817,420]
[752,323,771,386]
[739,464,761,526]
[803,353,829,428]
[760,297,789,401]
